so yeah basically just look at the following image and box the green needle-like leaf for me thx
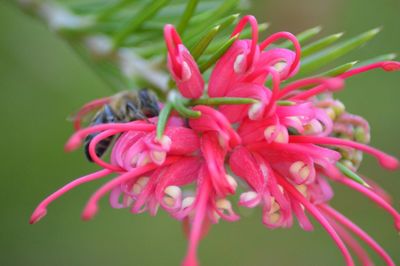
[113,0,171,48]
[302,32,344,57]
[190,25,221,60]
[156,102,173,139]
[205,22,268,54]
[199,34,239,72]
[185,0,238,40]
[184,13,239,44]
[202,0,239,23]
[356,53,397,67]
[318,61,358,77]
[96,0,134,22]
[336,162,370,187]
[298,28,381,76]
[280,26,322,49]
[177,0,199,34]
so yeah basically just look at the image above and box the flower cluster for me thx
[31,16,400,266]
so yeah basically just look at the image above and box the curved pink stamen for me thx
[30,169,112,224]
[263,68,281,117]
[260,32,301,74]
[65,122,155,152]
[290,78,345,100]
[337,177,400,232]
[279,77,343,99]
[289,136,399,170]
[164,24,184,79]
[72,97,110,131]
[276,174,355,266]
[340,61,400,79]
[82,157,179,221]
[88,129,123,171]
[328,218,374,266]
[320,204,395,266]
[292,61,400,101]
[182,173,211,266]
[230,15,259,70]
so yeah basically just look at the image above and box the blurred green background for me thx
[0,0,399,265]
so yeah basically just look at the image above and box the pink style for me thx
[30,15,400,266]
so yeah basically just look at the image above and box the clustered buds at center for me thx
[31,15,400,266]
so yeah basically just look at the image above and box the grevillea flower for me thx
[31,16,400,266]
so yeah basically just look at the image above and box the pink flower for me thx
[30,15,400,266]
[164,24,204,99]
[31,104,241,266]
[205,16,399,266]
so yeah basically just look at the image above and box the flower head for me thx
[31,16,400,266]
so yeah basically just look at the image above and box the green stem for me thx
[173,99,201,118]
[277,100,296,106]
[156,102,173,139]
[190,97,257,106]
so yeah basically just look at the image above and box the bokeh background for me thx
[1,0,399,265]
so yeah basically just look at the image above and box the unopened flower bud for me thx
[264,125,288,143]
[163,186,182,208]
[132,177,150,195]
[290,161,311,181]
[181,196,195,210]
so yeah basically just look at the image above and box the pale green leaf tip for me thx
[258,22,269,31]
[333,32,344,39]
[311,25,323,33]
[213,25,221,31]
[368,27,382,36]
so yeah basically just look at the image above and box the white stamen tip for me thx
[132,177,150,195]
[234,54,246,73]
[240,191,258,203]
[157,135,172,149]
[270,201,281,214]
[304,119,323,135]
[181,61,192,81]
[248,102,263,120]
[295,185,308,197]
[137,154,151,167]
[269,212,281,224]
[151,151,166,165]
[163,186,181,208]
[165,186,181,198]
[182,196,195,209]
[226,175,238,191]
[274,61,287,72]
[130,155,139,166]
